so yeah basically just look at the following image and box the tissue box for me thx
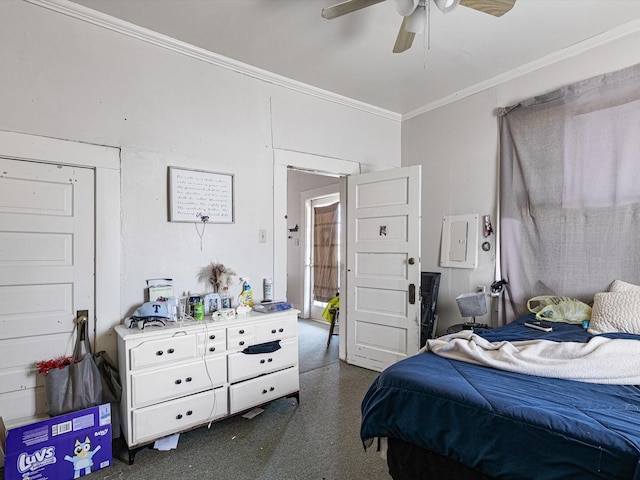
[1,404,112,480]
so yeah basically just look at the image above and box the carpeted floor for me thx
[91,318,391,480]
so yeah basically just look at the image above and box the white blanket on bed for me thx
[424,330,640,384]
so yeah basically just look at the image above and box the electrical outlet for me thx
[259,229,267,243]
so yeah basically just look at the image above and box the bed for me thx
[360,314,640,479]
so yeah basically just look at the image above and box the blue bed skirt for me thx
[361,315,640,479]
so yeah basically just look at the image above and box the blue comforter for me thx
[361,315,640,479]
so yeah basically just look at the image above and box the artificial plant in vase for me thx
[197,261,236,293]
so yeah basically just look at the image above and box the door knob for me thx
[408,257,415,265]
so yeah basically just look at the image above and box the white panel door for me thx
[346,166,421,372]
[0,158,94,421]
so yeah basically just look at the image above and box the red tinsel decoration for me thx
[37,356,75,376]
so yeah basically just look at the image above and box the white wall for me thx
[0,0,400,355]
[405,28,640,334]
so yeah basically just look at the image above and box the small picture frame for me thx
[203,293,222,314]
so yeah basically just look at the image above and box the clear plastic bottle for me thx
[221,286,232,309]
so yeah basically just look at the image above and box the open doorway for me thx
[286,170,340,322]
[304,190,340,322]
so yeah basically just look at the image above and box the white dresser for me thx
[114,309,300,463]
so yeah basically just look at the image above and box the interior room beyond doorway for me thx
[286,170,341,323]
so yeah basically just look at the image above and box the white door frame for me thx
[274,149,359,361]
[0,130,121,361]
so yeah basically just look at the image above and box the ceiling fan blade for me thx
[393,17,415,53]
[322,0,386,19]
[458,0,516,17]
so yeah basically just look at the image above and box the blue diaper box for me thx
[1,403,112,480]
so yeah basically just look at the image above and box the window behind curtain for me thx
[497,63,640,325]
[313,202,340,303]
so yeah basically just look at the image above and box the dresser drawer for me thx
[131,355,227,408]
[129,333,198,370]
[227,325,255,350]
[132,386,228,445]
[197,329,227,356]
[229,366,299,414]
[254,315,297,343]
[227,339,297,384]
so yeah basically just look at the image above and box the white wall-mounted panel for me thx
[440,214,479,269]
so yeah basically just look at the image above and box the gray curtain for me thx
[313,202,339,303]
[498,63,640,325]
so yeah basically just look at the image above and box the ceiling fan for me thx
[321,0,516,53]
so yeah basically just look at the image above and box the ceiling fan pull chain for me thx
[422,0,430,69]
[428,0,431,50]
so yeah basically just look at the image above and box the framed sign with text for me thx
[168,166,234,223]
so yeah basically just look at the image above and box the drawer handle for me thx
[168,348,175,354]
[268,358,273,362]
[260,359,265,364]
[239,329,245,334]
[175,379,182,385]
[209,346,216,352]
[269,387,275,392]
[209,334,216,339]
[279,328,284,333]
[176,414,183,420]
[262,389,267,394]
[271,329,276,334]
[239,341,245,346]
[156,350,164,356]
[186,377,192,382]
[186,410,193,416]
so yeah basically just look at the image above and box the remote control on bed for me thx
[524,321,553,332]
[524,320,553,332]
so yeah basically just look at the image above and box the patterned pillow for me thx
[588,291,640,335]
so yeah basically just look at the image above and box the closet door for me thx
[0,157,95,419]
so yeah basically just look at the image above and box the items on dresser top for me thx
[115,309,300,464]
[253,301,292,313]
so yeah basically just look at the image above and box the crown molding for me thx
[403,17,640,120]
[23,0,640,124]
[25,0,401,123]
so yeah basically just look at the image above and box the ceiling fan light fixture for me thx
[395,0,420,17]
[433,0,460,14]
[405,6,426,33]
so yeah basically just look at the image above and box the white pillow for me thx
[588,291,640,335]
[610,280,640,293]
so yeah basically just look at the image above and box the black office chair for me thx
[326,305,339,348]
